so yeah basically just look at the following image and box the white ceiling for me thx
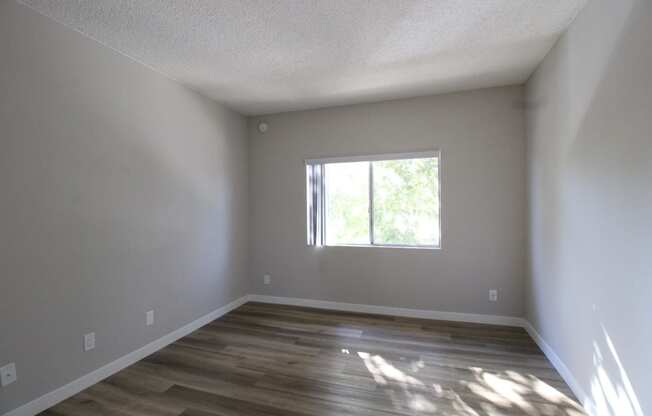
[20,0,587,115]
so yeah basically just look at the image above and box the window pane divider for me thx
[368,161,374,245]
[320,164,326,246]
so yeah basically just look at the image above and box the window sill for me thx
[315,244,440,250]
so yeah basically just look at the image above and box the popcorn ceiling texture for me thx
[20,0,587,115]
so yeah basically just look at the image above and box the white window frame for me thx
[306,150,441,249]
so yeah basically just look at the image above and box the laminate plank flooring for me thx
[40,302,586,416]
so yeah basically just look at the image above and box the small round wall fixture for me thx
[258,121,268,133]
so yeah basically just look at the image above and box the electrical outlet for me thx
[84,332,95,351]
[146,310,154,326]
[0,363,17,387]
[263,274,271,285]
[489,289,498,302]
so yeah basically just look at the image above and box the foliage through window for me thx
[306,152,440,248]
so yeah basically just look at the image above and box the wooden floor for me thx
[41,302,586,416]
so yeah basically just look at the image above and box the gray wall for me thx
[249,86,527,317]
[0,1,249,413]
[525,0,651,414]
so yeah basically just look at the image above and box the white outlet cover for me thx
[263,274,271,285]
[0,363,17,387]
[489,290,498,302]
[84,332,95,351]
[146,310,154,326]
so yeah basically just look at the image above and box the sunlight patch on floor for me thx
[353,350,586,415]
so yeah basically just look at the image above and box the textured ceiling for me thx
[20,0,587,115]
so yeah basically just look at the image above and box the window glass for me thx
[307,152,440,248]
[372,158,439,246]
[324,161,370,245]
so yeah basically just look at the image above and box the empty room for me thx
[1,0,650,415]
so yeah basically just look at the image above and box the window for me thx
[306,151,440,248]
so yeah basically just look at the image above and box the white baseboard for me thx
[522,320,589,407]
[248,294,526,327]
[3,295,250,416]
